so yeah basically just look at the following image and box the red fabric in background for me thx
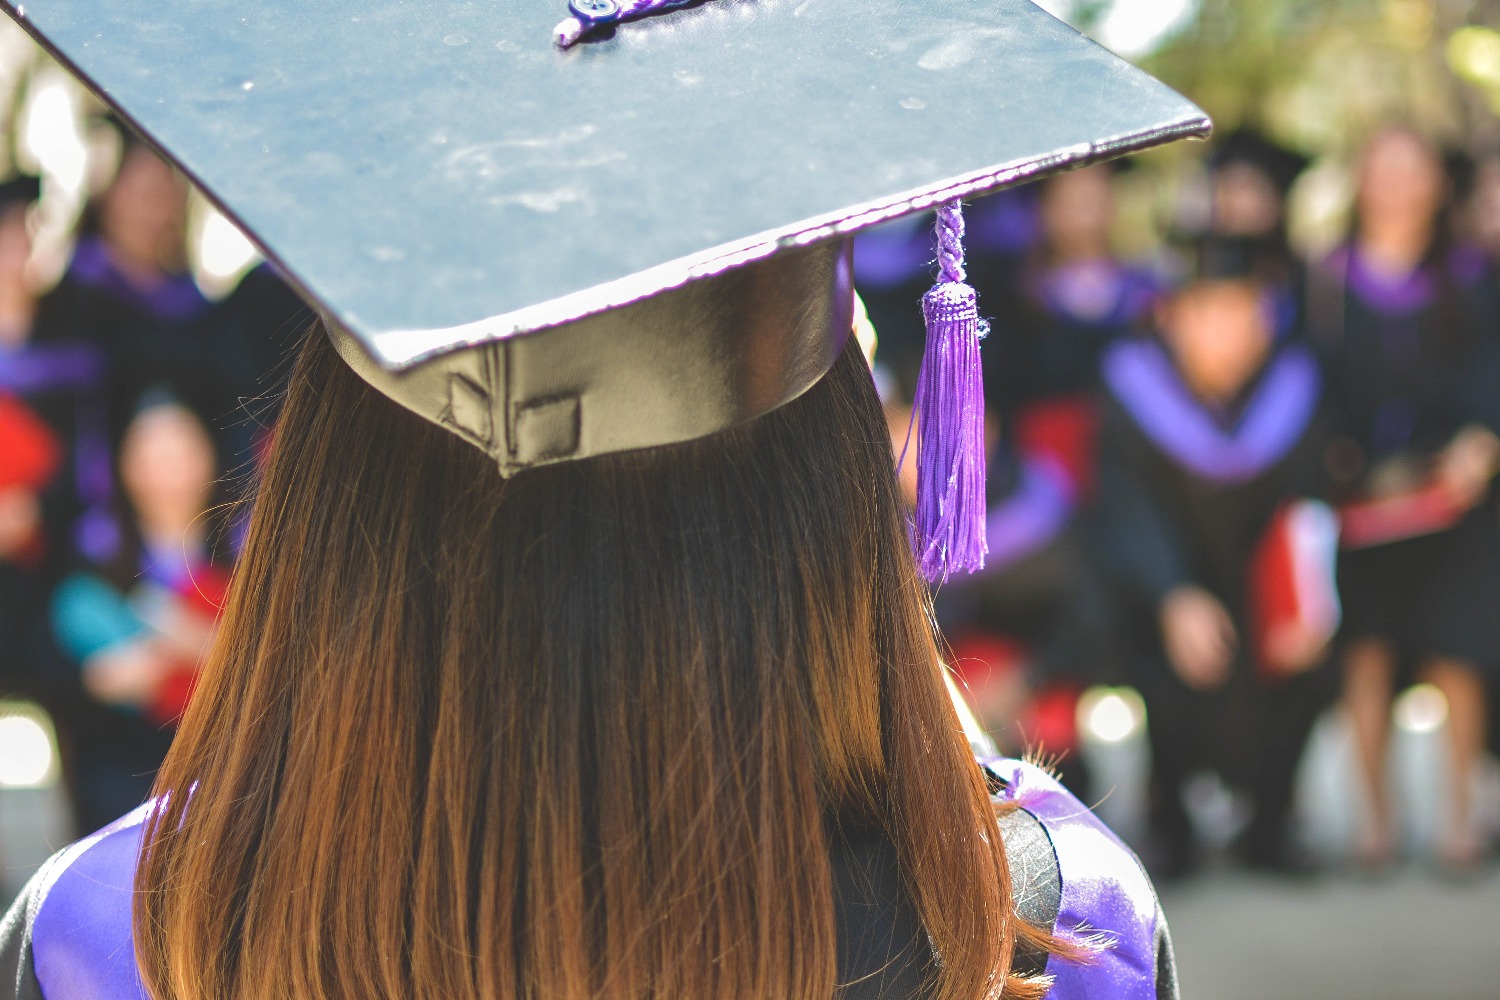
[0,392,60,490]
[947,632,1026,694]
[1021,682,1083,755]
[1248,500,1341,680]
[947,631,1082,753]
[1337,480,1463,550]
[144,564,233,726]
[1012,394,1101,500]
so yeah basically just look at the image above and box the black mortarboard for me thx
[1188,236,1265,284]
[1210,128,1309,196]
[6,0,1206,570]
[0,173,40,212]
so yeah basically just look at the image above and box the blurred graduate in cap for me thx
[0,2,1208,998]
[1096,236,1337,877]
[1308,125,1500,871]
[1205,128,1309,340]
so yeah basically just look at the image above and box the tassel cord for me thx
[905,200,989,584]
[556,0,700,47]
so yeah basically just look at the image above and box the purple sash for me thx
[984,454,1075,570]
[0,343,105,395]
[1103,338,1320,484]
[983,757,1166,1000]
[1326,243,1487,316]
[30,804,152,999]
[0,340,115,536]
[67,238,208,324]
[1036,261,1159,329]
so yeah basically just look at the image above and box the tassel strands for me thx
[910,200,988,583]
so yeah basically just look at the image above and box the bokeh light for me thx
[0,703,58,789]
[1393,683,1450,736]
[1078,686,1147,744]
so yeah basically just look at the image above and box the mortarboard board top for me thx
[3,0,1209,372]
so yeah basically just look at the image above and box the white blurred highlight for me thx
[193,200,260,296]
[1031,1,1201,59]
[1078,686,1147,744]
[1394,683,1449,736]
[0,702,58,789]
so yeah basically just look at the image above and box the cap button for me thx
[568,0,620,25]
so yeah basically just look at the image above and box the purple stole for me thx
[1103,338,1320,485]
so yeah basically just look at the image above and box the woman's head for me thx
[137,327,1042,1000]
[1160,277,1273,404]
[1355,125,1449,241]
[1213,161,1283,239]
[96,143,190,275]
[119,394,218,533]
[1038,163,1116,262]
[1159,238,1276,404]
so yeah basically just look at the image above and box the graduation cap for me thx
[4,0,1208,580]
[0,173,40,212]
[1210,128,1309,196]
[1186,235,1276,285]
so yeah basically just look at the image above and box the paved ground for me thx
[1162,866,1500,1000]
[1084,707,1500,1000]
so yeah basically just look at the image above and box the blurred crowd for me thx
[5,106,1500,887]
[0,115,308,835]
[860,123,1500,880]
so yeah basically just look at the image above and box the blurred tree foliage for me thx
[1134,0,1500,155]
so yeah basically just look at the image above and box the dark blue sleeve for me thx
[1,853,60,1000]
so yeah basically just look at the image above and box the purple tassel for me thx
[909,201,988,583]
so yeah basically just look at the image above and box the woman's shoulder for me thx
[2,767,1178,1000]
[0,803,153,1000]
[983,756,1179,1000]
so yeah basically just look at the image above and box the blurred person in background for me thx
[1470,151,1500,267]
[1205,128,1309,341]
[1096,238,1336,878]
[931,164,1159,792]
[994,163,1160,497]
[1308,125,1500,871]
[0,394,61,697]
[0,172,110,734]
[0,176,64,696]
[203,262,312,467]
[1465,149,1500,767]
[38,121,226,450]
[49,388,230,833]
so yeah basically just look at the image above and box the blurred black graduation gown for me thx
[1094,336,1335,862]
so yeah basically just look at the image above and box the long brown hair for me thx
[134,327,1053,999]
